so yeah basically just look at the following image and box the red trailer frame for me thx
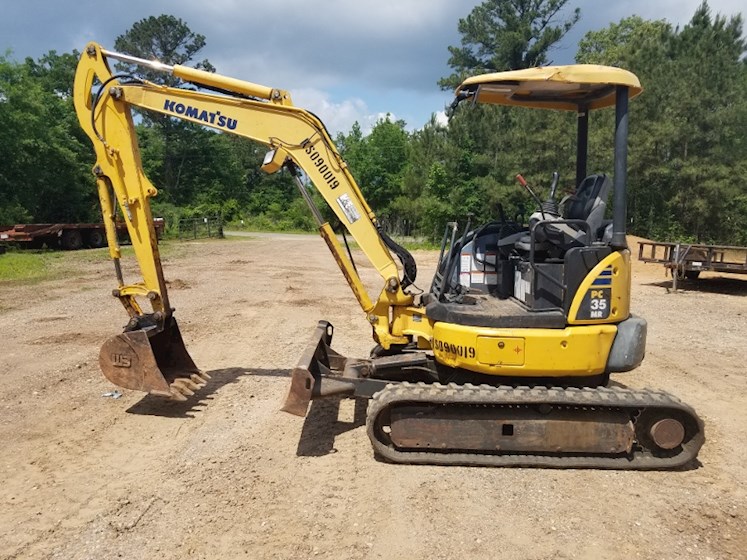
[0,219,164,250]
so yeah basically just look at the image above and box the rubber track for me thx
[366,382,704,469]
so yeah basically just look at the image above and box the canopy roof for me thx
[456,65,642,111]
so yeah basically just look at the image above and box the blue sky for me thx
[1,0,744,134]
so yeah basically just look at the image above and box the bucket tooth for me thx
[171,379,196,396]
[169,390,188,402]
[190,374,208,387]
[178,378,202,391]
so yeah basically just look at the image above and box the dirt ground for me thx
[1,233,746,560]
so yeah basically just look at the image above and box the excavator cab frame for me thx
[454,65,643,250]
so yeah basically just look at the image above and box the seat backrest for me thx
[563,174,611,237]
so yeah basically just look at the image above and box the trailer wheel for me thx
[87,229,106,248]
[61,230,83,250]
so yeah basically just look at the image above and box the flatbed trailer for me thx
[0,219,164,251]
[637,240,747,290]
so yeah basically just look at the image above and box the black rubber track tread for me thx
[366,382,704,469]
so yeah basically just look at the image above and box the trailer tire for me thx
[61,230,83,250]
[86,229,106,248]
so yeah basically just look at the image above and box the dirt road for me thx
[1,234,746,560]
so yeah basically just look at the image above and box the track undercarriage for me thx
[368,382,703,469]
[283,321,704,470]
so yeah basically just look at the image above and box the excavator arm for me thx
[73,43,429,399]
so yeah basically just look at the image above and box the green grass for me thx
[224,222,316,235]
[223,223,437,249]
[396,238,440,251]
[337,236,440,252]
[0,240,185,283]
[0,234,436,284]
[0,251,66,282]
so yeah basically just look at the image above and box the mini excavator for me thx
[73,43,704,469]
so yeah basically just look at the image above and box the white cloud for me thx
[434,110,449,127]
[624,0,744,24]
[3,0,743,141]
[194,0,458,37]
[574,0,744,28]
[291,88,378,136]
[2,0,471,133]
[183,0,468,94]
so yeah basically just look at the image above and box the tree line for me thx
[1,2,745,244]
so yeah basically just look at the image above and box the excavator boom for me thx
[73,43,426,399]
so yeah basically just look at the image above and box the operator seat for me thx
[507,173,612,254]
[562,173,611,240]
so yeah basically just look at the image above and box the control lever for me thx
[542,171,561,217]
[516,174,546,220]
[548,171,560,201]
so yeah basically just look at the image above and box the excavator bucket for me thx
[99,318,206,400]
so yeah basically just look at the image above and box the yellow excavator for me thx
[73,43,704,469]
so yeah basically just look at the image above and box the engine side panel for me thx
[432,321,617,377]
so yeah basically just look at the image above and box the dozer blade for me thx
[281,320,430,417]
[281,321,336,417]
[99,318,204,400]
[282,320,365,417]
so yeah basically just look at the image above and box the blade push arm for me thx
[73,43,418,347]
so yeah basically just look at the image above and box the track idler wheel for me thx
[635,409,693,456]
[649,418,686,450]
